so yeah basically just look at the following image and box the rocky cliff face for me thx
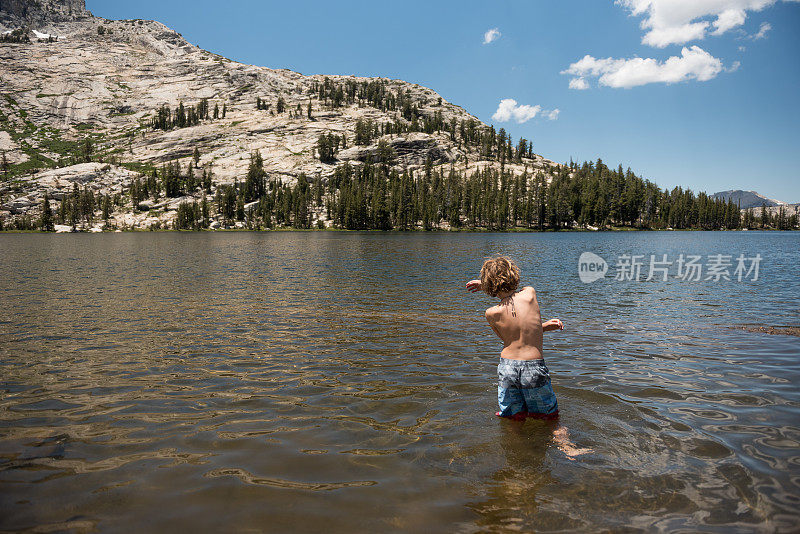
[0,0,557,229]
[0,0,90,27]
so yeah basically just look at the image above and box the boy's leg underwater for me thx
[551,425,592,459]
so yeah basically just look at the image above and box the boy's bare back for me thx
[466,256,589,458]
[485,286,545,361]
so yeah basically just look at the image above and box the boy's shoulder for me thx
[518,286,536,300]
[484,304,502,321]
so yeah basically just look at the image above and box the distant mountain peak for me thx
[711,190,787,209]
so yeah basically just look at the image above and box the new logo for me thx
[578,252,608,283]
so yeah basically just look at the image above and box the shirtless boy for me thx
[466,256,563,420]
[467,256,591,457]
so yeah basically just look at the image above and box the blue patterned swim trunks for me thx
[496,358,559,420]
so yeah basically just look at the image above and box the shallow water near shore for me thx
[0,231,798,532]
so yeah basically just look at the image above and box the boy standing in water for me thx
[466,256,591,457]
[466,256,563,420]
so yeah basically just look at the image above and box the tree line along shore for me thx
[2,78,797,232]
[3,150,796,232]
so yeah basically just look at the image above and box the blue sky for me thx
[88,0,800,202]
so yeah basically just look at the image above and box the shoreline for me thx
[1,227,798,234]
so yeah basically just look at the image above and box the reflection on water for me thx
[0,231,799,532]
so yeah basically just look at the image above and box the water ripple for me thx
[1,231,798,532]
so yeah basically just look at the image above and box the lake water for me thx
[0,231,798,532]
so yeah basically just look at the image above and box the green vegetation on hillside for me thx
[4,142,798,231]
[1,74,796,232]
[150,99,212,130]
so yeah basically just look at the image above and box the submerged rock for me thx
[732,325,800,337]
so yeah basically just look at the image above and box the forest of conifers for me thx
[13,146,797,232]
[3,77,797,231]
[205,152,793,231]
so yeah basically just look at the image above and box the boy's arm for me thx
[485,309,503,339]
[542,318,564,332]
[466,279,482,292]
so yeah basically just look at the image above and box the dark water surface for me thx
[1,231,798,532]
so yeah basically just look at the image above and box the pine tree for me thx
[219,185,236,223]
[307,101,312,119]
[186,161,196,192]
[317,133,338,163]
[236,182,245,221]
[244,151,266,201]
[69,183,80,229]
[58,195,67,224]
[1,151,8,181]
[201,196,210,228]
[203,166,212,193]
[176,102,186,128]
[81,137,93,163]
[102,194,111,222]
[222,103,227,118]
[176,201,200,230]
[40,193,54,231]
[376,139,396,169]
[79,186,95,224]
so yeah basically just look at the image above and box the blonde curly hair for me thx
[480,256,520,297]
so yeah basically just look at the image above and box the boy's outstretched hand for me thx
[466,279,482,292]
[543,318,564,331]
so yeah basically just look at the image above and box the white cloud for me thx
[483,27,501,44]
[712,8,747,34]
[492,99,541,123]
[727,60,742,72]
[569,77,590,90]
[492,99,559,123]
[752,21,772,38]
[616,0,794,47]
[642,22,709,47]
[562,45,724,88]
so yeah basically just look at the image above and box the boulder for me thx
[337,133,457,167]
[166,196,197,210]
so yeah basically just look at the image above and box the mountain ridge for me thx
[710,189,795,209]
[0,0,515,178]
[1,1,796,232]
[1,0,562,229]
